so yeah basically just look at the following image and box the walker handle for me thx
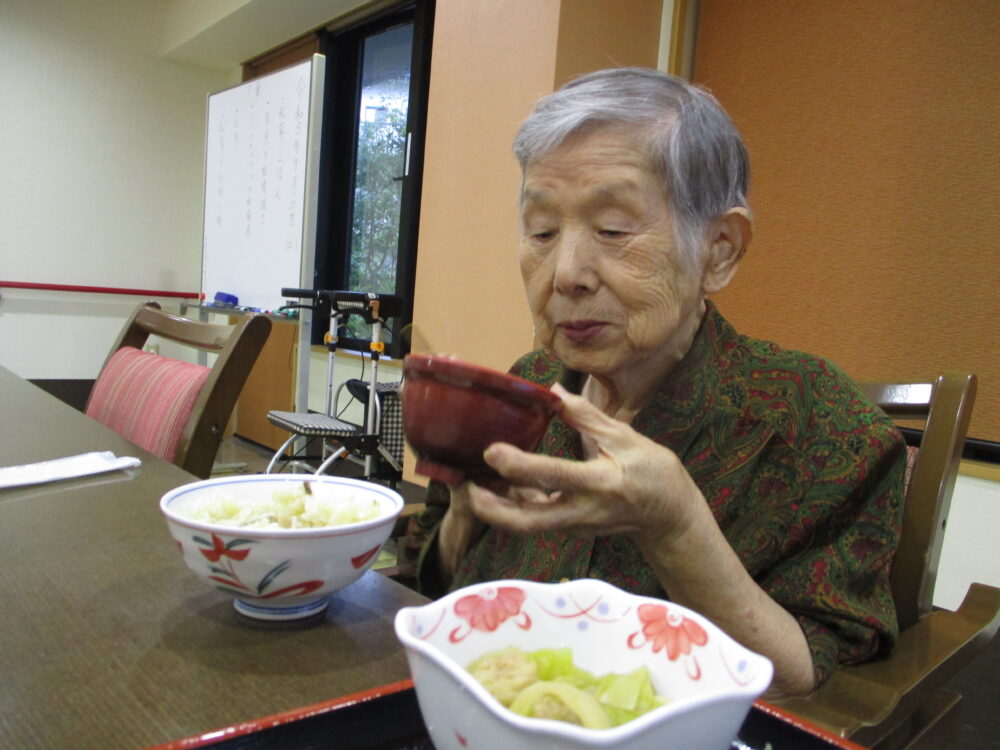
[280,287,317,300]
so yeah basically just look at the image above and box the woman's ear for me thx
[702,207,753,294]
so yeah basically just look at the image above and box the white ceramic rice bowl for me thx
[394,578,773,750]
[161,474,403,620]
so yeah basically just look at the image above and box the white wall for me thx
[0,0,239,378]
[0,291,199,379]
[934,472,1000,611]
[0,0,376,384]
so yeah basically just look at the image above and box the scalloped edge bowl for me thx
[394,578,773,749]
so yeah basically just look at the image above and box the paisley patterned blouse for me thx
[403,302,905,686]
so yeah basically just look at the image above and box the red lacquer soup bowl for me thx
[401,354,563,485]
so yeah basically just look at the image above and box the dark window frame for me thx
[241,1,434,360]
[312,0,434,359]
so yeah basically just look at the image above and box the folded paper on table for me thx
[0,451,141,489]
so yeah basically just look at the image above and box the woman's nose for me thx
[552,232,599,296]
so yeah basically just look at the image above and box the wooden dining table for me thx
[0,365,429,749]
[9,364,990,750]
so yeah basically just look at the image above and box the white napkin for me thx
[0,451,142,489]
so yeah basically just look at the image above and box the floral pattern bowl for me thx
[394,578,772,750]
[161,474,403,621]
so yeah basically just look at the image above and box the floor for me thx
[212,434,275,475]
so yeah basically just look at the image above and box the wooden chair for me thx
[777,372,1000,749]
[85,302,271,479]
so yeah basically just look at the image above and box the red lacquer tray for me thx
[148,679,866,750]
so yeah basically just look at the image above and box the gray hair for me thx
[513,67,750,268]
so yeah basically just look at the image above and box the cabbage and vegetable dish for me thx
[180,481,383,529]
[467,646,666,729]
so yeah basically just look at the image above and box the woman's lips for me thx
[556,320,607,344]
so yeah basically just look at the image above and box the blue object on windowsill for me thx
[210,292,239,308]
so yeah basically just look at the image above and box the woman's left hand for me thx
[466,384,709,547]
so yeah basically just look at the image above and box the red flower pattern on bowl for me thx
[198,532,252,562]
[161,475,404,621]
[450,586,531,642]
[631,602,709,661]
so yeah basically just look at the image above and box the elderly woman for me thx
[403,67,904,697]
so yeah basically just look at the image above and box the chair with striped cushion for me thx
[85,302,271,478]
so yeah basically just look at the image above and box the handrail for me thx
[0,280,200,299]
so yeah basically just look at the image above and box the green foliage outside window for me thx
[345,94,407,342]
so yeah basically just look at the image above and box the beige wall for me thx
[554,0,665,87]
[409,1,561,371]
[694,0,1000,443]
[0,0,238,379]
[408,0,662,482]
[411,0,665,370]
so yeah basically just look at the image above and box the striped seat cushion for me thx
[86,346,211,463]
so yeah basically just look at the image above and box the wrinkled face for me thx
[518,128,706,384]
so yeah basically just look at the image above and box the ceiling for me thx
[159,0,369,69]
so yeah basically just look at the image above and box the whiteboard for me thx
[200,55,325,313]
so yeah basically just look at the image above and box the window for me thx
[242,1,434,359]
[313,1,434,358]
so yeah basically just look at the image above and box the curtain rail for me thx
[0,281,200,299]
